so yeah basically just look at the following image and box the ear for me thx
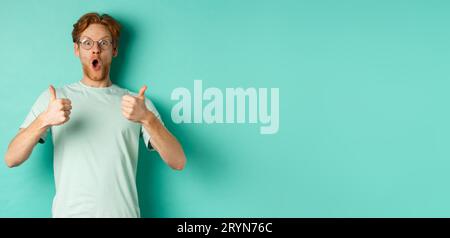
[74,43,80,57]
[113,46,119,57]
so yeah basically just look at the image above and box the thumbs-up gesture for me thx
[42,85,72,126]
[121,85,152,123]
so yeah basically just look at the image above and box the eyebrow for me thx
[80,35,112,41]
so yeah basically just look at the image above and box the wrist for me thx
[37,112,51,129]
[140,110,157,126]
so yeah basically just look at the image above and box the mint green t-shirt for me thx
[20,81,163,218]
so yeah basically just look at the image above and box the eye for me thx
[82,40,93,47]
[100,40,111,47]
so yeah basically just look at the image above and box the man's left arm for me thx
[141,111,186,170]
[121,85,186,170]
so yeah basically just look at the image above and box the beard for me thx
[82,61,110,82]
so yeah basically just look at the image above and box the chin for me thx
[85,71,105,81]
[83,64,110,82]
[91,74,106,81]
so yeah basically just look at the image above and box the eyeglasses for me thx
[78,37,114,50]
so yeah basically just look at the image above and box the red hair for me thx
[72,12,121,47]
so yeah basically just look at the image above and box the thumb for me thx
[138,85,147,98]
[49,85,56,101]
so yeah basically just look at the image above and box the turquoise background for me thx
[1,0,450,217]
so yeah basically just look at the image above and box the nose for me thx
[91,42,101,55]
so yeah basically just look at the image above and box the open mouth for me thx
[91,59,101,70]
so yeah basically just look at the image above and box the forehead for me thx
[80,24,112,40]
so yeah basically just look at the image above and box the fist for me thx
[42,85,72,126]
[121,85,151,123]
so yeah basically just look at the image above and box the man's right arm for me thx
[4,85,72,168]
[5,114,51,168]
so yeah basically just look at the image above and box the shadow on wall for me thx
[110,15,135,88]
[105,16,231,218]
[136,100,228,218]
[32,133,55,217]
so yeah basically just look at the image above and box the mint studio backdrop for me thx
[1,0,450,217]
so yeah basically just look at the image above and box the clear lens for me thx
[79,37,112,50]
[98,40,111,49]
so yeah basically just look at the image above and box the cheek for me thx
[82,58,91,66]
[79,52,90,64]
[101,52,113,64]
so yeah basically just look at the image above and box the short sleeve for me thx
[20,89,51,144]
[141,97,164,152]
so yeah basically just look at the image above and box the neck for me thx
[81,75,112,88]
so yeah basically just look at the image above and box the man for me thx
[4,12,186,218]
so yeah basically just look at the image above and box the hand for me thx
[121,85,154,123]
[41,85,72,126]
